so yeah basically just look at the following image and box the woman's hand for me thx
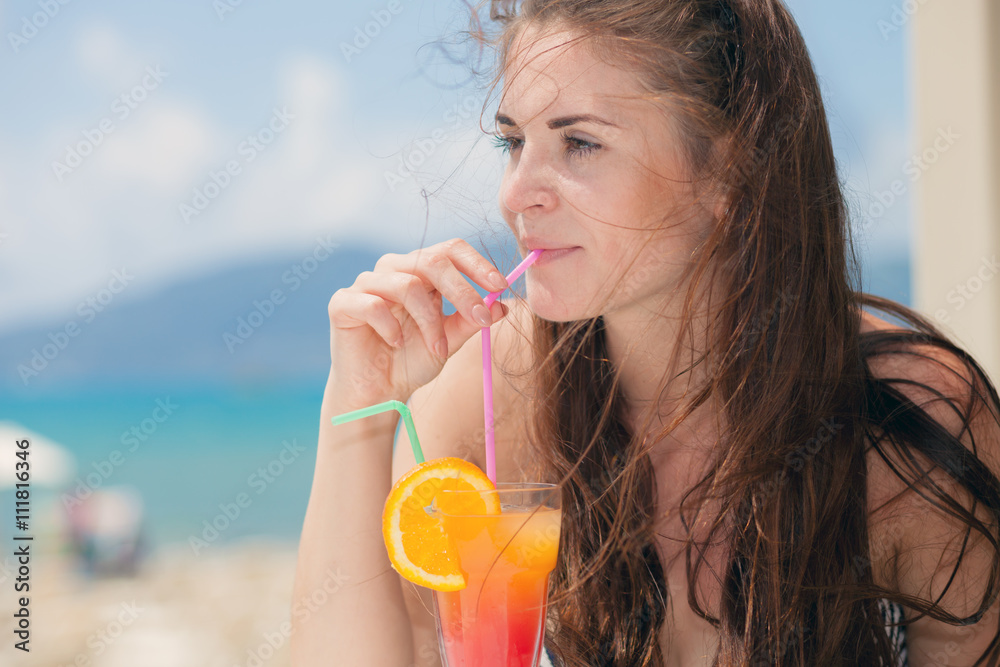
[327,238,510,406]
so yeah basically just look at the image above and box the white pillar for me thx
[912,0,1000,382]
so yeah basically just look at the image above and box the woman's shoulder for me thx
[859,308,972,382]
[860,309,1000,631]
[858,308,994,448]
[859,307,992,499]
[858,308,994,445]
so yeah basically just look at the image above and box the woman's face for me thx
[497,26,719,322]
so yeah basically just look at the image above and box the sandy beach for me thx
[2,539,301,667]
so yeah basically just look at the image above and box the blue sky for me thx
[0,0,913,333]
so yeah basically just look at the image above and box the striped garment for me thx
[539,599,908,666]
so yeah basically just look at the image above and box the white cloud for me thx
[180,55,387,253]
[0,51,410,334]
[96,103,219,195]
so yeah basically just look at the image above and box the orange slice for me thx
[382,457,500,591]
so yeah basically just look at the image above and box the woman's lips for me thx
[532,247,580,265]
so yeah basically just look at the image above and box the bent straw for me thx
[481,249,544,484]
[484,249,543,308]
[330,400,424,464]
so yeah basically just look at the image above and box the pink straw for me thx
[482,249,543,484]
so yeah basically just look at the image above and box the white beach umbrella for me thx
[0,421,76,488]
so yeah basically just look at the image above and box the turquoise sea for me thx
[0,380,359,551]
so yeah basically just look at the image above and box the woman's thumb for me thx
[443,300,510,356]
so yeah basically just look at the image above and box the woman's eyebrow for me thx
[495,112,620,129]
[495,113,517,127]
[547,114,620,129]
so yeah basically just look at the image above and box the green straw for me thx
[330,400,425,464]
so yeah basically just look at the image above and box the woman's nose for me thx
[499,145,556,216]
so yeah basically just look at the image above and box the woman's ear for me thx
[701,174,732,222]
[707,133,734,221]
[713,191,730,221]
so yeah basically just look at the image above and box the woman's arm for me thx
[291,380,414,666]
[870,339,1000,666]
[290,239,511,666]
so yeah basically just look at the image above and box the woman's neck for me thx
[601,288,714,437]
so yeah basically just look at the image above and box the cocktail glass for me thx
[431,483,562,667]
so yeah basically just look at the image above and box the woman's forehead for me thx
[500,27,646,125]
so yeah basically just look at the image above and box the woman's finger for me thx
[375,239,508,330]
[328,289,404,348]
[353,271,447,358]
[411,251,497,329]
[437,239,509,294]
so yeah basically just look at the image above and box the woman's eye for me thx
[562,133,601,156]
[490,134,522,155]
[489,133,601,157]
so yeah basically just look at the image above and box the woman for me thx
[292,1,1000,665]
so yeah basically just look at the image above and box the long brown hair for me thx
[464,0,1000,665]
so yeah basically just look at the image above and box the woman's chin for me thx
[525,292,592,323]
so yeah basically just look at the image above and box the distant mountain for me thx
[1,245,386,392]
[0,242,908,394]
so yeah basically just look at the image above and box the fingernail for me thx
[472,304,492,327]
[435,338,449,358]
[489,271,507,291]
